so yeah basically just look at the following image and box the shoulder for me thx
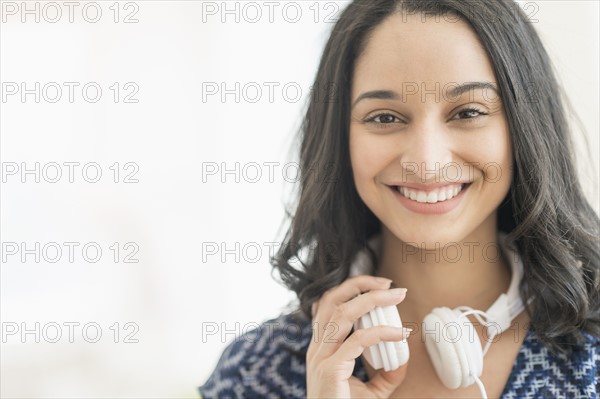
[198,310,313,399]
[503,329,599,399]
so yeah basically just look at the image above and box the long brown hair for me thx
[270,0,600,357]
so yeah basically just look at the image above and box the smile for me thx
[395,183,469,204]
[388,183,472,215]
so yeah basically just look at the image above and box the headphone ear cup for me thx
[424,307,484,389]
[379,305,410,368]
[355,305,410,371]
[356,310,384,370]
[451,308,483,385]
[374,306,398,370]
[423,307,465,389]
[370,308,393,371]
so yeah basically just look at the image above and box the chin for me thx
[387,223,469,249]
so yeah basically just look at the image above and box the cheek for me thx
[349,131,387,190]
[349,131,385,211]
[460,116,511,168]
[475,126,513,192]
[490,127,512,182]
[501,130,513,181]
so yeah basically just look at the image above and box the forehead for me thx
[352,12,496,96]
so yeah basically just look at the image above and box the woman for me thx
[199,0,599,398]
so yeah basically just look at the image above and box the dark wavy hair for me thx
[270,0,600,357]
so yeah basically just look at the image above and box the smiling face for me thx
[349,12,513,247]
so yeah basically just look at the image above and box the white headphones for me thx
[349,231,533,399]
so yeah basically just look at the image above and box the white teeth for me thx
[397,184,465,204]
[438,190,447,201]
[426,191,437,203]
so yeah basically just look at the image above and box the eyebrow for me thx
[351,82,500,109]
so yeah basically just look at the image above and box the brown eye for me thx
[366,113,401,125]
[454,108,488,120]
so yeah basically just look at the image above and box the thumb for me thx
[365,364,409,397]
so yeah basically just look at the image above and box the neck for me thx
[375,216,512,323]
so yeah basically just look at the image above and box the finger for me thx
[331,324,410,365]
[313,288,408,360]
[313,275,392,328]
[345,326,411,397]
[308,276,392,362]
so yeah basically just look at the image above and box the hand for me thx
[306,275,412,398]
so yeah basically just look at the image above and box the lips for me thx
[388,183,471,214]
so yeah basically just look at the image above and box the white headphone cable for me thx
[470,371,488,399]
[456,306,500,399]
[456,306,499,356]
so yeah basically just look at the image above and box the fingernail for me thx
[389,288,408,296]
[394,326,412,337]
[375,277,393,284]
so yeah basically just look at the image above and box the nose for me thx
[400,120,454,183]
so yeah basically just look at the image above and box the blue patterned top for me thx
[198,310,599,399]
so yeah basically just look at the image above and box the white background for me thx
[1,1,598,397]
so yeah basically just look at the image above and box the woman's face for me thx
[349,13,513,247]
